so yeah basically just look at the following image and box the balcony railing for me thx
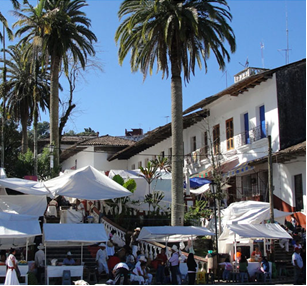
[236,124,268,148]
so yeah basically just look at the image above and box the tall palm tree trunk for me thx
[170,72,184,226]
[21,113,28,153]
[50,54,60,173]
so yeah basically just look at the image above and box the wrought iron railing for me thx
[236,124,268,148]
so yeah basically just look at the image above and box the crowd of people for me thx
[92,226,198,285]
[219,219,306,285]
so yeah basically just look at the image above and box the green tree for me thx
[0,44,49,153]
[14,0,97,172]
[1,0,21,167]
[115,0,236,225]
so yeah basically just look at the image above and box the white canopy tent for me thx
[0,195,47,217]
[0,212,41,257]
[220,223,292,266]
[0,178,50,196]
[137,226,215,243]
[43,223,108,266]
[43,166,132,200]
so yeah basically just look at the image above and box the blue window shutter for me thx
[260,105,266,138]
[244,113,250,144]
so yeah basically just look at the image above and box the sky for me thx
[1,0,306,137]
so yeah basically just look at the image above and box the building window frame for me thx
[213,124,220,154]
[226,118,234,150]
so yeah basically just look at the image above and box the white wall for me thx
[127,76,280,170]
[273,156,306,212]
[61,147,128,172]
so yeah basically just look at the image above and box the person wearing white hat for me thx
[131,255,152,285]
[35,244,45,284]
[96,243,109,276]
[130,227,141,258]
[169,245,180,284]
[63,251,75,265]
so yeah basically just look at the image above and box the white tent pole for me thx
[45,245,47,285]
[26,238,29,261]
[81,243,83,264]
[234,233,237,270]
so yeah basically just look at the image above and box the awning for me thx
[137,226,214,242]
[185,177,211,188]
[192,159,239,178]
[190,183,210,195]
[221,223,292,240]
[224,161,254,177]
[43,223,108,246]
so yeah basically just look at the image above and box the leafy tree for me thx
[0,119,21,177]
[116,0,236,225]
[1,44,49,153]
[14,0,97,171]
[77,127,97,136]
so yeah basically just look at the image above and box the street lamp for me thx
[49,143,54,172]
[210,181,218,257]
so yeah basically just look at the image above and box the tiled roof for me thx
[79,135,135,147]
[60,135,135,162]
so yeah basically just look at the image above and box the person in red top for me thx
[156,248,167,284]
[251,246,262,262]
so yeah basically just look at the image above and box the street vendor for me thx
[63,252,75,265]
[251,246,262,261]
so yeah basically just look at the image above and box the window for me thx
[226,118,234,150]
[259,105,266,138]
[145,158,149,166]
[138,161,142,168]
[131,164,135,170]
[191,136,197,153]
[200,132,208,159]
[213,124,220,154]
[160,151,165,158]
[294,174,303,211]
[244,113,250,144]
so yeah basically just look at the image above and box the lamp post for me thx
[49,143,54,176]
[210,181,218,257]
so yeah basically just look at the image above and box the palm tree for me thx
[14,0,97,171]
[0,0,20,167]
[0,44,49,153]
[115,0,236,226]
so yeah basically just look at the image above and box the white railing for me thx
[100,218,126,247]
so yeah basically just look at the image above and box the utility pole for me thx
[268,135,274,222]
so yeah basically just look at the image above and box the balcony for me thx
[236,124,268,148]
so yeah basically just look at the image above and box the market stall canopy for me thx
[137,226,214,242]
[220,223,292,241]
[0,178,50,196]
[0,195,47,217]
[190,183,210,195]
[43,223,108,246]
[186,177,211,189]
[43,166,132,200]
[0,212,41,249]
[221,201,293,226]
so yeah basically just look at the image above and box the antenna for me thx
[260,41,265,68]
[278,4,291,64]
[239,57,249,68]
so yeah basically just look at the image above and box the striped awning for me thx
[225,161,254,177]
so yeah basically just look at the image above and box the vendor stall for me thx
[43,223,108,285]
[0,212,42,284]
